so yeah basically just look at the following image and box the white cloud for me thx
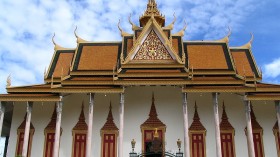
[263,58,280,78]
[0,0,273,93]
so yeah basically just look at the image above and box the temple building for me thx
[1,0,280,157]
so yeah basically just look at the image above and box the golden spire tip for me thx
[74,26,78,38]
[52,33,56,46]
[6,74,11,87]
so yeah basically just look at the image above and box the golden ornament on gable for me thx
[134,30,172,60]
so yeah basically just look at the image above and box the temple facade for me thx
[1,0,280,157]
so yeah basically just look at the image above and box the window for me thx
[190,134,205,157]
[221,133,235,157]
[73,134,86,157]
[44,106,62,157]
[15,115,35,157]
[189,103,206,157]
[44,133,55,157]
[220,104,235,157]
[102,134,116,157]
[100,103,118,157]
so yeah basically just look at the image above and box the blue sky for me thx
[0,0,279,93]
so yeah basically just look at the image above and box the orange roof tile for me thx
[70,77,113,81]
[53,52,74,78]
[101,103,118,131]
[187,44,230,70]
[127,38,133,53]
[172,38,179,54]
[220,102,234,130]
[193,76,241,81]
[189,102,206,131]
[73,102,88,131]
[231,50,254,77]
[125,70,181,73]
[78,45,119,70]
[141,94,166,128]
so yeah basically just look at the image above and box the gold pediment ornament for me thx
[123,17,184,64]
[133,30,172,60]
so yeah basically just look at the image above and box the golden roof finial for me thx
[129,14,141,31]
[118,19,131,37]
[52,33,65,51]
[173,20,187,36]
[52,33,57,46]
[240,33,254,49]
[140,0,165,27]
[44,67,47,78]
[101,102,119,131]
[189,101,206,131]
[216,26,231,43]
[74,26,88,43]
[163,12,176,30]
[6,74,11,87]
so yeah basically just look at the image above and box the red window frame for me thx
[103,134,116,157]
[253,132,264,157]
[73,133,86,157]
[16,131,32,157]
[220,133,234,157]
[191,134,205,157]
[45,133,55,157]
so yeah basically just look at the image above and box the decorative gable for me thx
[122,17,184,65]
[134,30,172,60]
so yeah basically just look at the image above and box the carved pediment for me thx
[134,30,172,61]
[122,17,184,65]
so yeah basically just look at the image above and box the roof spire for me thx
[101,102,118,131]
[189,101,206,131]
[193,101,200,121]
[141,93,166,128]
[140,0,165,27]
[149,92,158,117]
[220,101,234,130]
[73,101,88,131]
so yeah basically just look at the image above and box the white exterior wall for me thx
[6,86,278,157]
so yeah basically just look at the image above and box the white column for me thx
[22,101,33,157]
[275,101,280,137]
[212,93,222,157]
[53,97,63,157]
[86,93,95,157]
[182,93,190,157]
[244,100,255,157]
[0,102,5,136]
[118,93,124,157]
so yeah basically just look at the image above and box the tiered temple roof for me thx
[189,103,206,131]
[220,102,234,131]
[101,103,118,131]
[0,0,280,101]
[73,102,88,131]
[141,94,166,128]
[18,114,35,131]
